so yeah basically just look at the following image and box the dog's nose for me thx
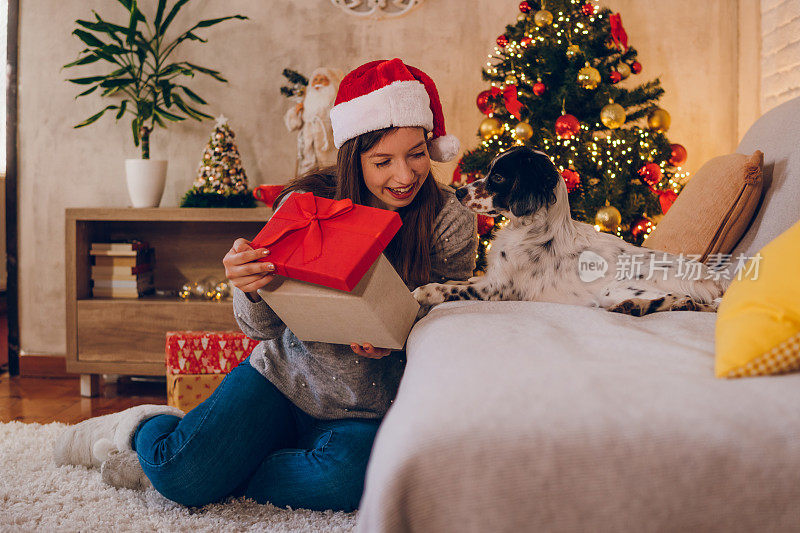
[455,188,467,200]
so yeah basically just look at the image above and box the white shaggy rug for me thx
[0,421,358,532]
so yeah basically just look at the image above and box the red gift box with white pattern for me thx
[165,331,256,375]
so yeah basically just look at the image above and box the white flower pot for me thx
[125,159,168,208]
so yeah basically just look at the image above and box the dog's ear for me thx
[508,151,560,217]
[508,177,538,217]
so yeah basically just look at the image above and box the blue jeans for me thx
[133,356,382,511]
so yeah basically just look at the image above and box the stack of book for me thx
[90,240,155,298]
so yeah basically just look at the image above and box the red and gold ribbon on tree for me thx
[490,85,525,118]
[609,13,628,51]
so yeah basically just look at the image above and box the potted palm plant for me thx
[64,0,247,207]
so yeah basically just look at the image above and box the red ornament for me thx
[638,163,663,186]
[477,214,496,236]
[669,143,687,166]
[519,1,532,13]
[609,71,622,84]
[521,37,533,47]
[631,61,642,74]
[658,190,678,213]
[476,90,494,115]
[630,217,653,239]
[561,169,581,192]
[497,34,509,47]
[555,114,581,139]
[532,81,546,96]
[582,3,596,15]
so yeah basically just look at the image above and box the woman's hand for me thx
[223,238,276,294]
[351,343,392,359]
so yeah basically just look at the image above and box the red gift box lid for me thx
[249,192,402,292]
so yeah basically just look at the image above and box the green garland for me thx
[180,189,257,208]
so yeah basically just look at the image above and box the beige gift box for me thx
[257,254,419,350]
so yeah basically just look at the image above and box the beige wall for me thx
[18,0,757,355]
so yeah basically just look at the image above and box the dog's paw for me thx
[607,298,650,316]
[412,284,446,307]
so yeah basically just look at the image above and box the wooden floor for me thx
[0,373,167,425]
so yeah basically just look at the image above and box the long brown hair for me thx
[274,127,445,286]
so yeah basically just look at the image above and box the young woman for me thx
[54,59,478,512]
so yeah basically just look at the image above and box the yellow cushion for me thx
[715,219,800,377]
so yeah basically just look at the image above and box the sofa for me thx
[356,96,800,532]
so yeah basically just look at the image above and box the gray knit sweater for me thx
[232,186,478,420]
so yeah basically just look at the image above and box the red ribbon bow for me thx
[609,13,628,51]
[258,192,354,263]
[491,85,525,118]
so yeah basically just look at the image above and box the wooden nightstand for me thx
[65,207,271,397]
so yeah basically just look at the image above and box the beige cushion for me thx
[644,151,764,262]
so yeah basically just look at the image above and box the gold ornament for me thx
[595,205,622,232]
[566,44,581,58]
[178,282,193,301]
[600,102,626,129]
[517,13,529,22]
[514,121,534,140]
[534,9,553,26]
[617,62,631,79]
[193,276,218,300]
[213,280,231,301]
[504,74,518,86]
[577,64,601,89]
[480,117,503,139]
[647,108,671,133]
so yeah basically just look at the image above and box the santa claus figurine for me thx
[284,67,343,175]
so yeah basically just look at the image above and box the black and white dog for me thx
[413,147,726,317]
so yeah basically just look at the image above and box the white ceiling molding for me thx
[330,0,425,20]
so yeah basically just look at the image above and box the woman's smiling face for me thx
[360,127,431,210]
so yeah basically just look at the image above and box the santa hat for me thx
[329,58,460,162]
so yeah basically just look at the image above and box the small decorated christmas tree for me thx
[458,0,690,270]
[181,115,255,207]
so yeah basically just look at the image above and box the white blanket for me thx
[357,301,800,532]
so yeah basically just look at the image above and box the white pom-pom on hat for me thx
[427,134,460,163]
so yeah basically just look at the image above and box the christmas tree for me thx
[457,0,689,271]
[181,115,255,207]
